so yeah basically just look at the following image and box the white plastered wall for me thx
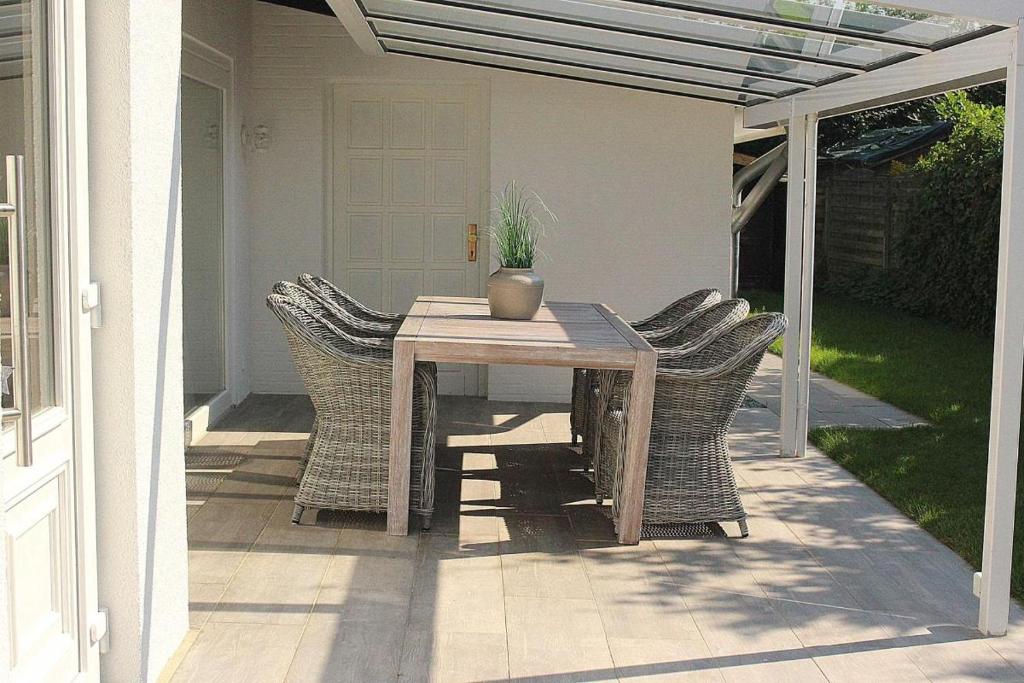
[247,2,733,401]
[86,0,189,679]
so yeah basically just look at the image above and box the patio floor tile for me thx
[504,595,617,682]
[173,383,1013,682]
[169,622,304,683]
[399,631,510,683]
[209,550,330,625]
[283,615,406,682]
[606,636,724,682]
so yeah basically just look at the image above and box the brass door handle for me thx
[467,223,478,262]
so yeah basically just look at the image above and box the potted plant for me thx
[487,181,556,320]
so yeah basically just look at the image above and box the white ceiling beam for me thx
[870,2,1021,26]
[325,0,385,56]
[744,27,1015,128]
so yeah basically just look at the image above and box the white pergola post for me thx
[979,22,1024,638]
[780,113,818,458]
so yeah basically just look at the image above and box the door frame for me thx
[322,78,492,396]
[180,34,240,439]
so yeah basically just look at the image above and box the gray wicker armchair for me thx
[274,281,439,486]
[298,273,404,335]
[589,298,751,502]
[570,288,722,445]
[266,293,437,529]
[273,281,396,342]
[600,313,786,537]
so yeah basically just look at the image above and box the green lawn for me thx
[742,290,1024,597]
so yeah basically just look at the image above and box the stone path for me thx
[748,353,927,430]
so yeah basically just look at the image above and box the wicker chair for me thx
[570,288,722,445]
[273,281,439,481]
[298,273,404,336]
[589,299,751,502]
[266,293,437,529]
[601,313,786,537]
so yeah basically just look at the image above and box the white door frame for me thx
[0,0,101,678]
[322,78,492,396]
[66,0,100,676]
[181,34,240,436]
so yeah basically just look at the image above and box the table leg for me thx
[617,349,657,544]
[387,339,414,536]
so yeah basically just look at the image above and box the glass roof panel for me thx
[651,1,992,47]
[362,0,855,85]
[363,0,918,68]
[372,18,804,96]
[382,39,771,105]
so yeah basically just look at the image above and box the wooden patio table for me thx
[388,296,657,544]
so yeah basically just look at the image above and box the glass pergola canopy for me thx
[357,0,1006,106]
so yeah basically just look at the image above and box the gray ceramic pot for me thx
[487,267,544,320]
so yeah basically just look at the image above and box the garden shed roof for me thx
[823,120,951,165]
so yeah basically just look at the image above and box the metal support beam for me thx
[795,114,819,458]
[325,0,385,55]
[779,113,807,458]
[745,28,1013,128]
[979,22,1024,638]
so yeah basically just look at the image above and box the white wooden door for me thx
[0,0,99,681]
[331,82,486,395]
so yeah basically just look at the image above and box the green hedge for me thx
[822,92,1005,336]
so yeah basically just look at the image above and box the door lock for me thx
[467,224,478,262]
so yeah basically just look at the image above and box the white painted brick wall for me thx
[246,3,733,399]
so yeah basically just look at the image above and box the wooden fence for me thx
[815,171,919,275]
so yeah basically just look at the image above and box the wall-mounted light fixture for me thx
[241,123,271,152]
[253,124,270,151]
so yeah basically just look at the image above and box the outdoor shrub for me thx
[824,91,1005,336]
[892,92,1005,335]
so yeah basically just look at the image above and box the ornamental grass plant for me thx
[489,181,556,269]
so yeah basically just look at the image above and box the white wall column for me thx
[780,113,811,458]
[979,22,1024,638]
[86,0,190,678]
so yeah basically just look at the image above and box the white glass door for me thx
[181,76,226,415]
[0,0,98,681]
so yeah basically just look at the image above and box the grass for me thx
[741,290,1024,597]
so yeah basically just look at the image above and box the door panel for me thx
[7,471,76,683]
[333,82,486,395]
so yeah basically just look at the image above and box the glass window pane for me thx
[656,1,991,47]
[364,0,915,68]
[382,40,769,104]
[0,0,57,417]
[181,77,226,414]
[363,0,852,84]
[374,18,802,96]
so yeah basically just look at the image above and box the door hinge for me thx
[89,607,110,653]
[81,282,102,329]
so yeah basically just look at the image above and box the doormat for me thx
[641,521,726,540]
[742,394,767,409]
[185,451,247,499]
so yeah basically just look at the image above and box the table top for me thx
[395,296,653,369]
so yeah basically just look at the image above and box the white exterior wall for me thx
[248,3,733,401]
[86,1,189,680]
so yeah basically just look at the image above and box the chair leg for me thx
[291,504,305,525]
[595,494,604,505]
[421,513,433,531]
[738,518,749,538]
